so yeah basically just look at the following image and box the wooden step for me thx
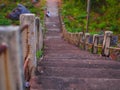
[41,59,120,69]
[40,67,120,79]
[44,53,107,60]
[38,76,120,90]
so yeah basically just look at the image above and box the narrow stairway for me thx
[30,0,120,90]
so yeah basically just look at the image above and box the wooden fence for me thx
[62,23,120,57]
[0,14,43,90]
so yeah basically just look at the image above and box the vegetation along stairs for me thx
[30,0,120,90]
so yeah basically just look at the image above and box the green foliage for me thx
[62,0,120,33]
[89,31,98,35]
[109,24,119,32]
[89,22,98,31]
[36,50,43,59]
[0,0,46,25]
[90,0,107,14]
[98,22,107,29]
[36,0,46,20]
[67,27,83,33]
[0,15,12,25]
[61,0,87,33]
[0,19,12,25]
[64,18,70,27]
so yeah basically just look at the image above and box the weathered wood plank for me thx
[20,14,37,80]
[0,26,24,90]
[35,17,43,51]
[102,31,113,56]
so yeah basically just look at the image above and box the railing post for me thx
[84,33,90,50]
[35,17,43,51]
[20,14,36,78]
[0,26,24,90]
[62,24,66,38]
[75,33,80,46]
[92,34,99,54]
[102,31,113,56]
[79,32,84,49]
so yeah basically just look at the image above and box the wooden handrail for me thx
[86,42,93,46]
[62,23,119,57]
[107,47,120,51]
[97,35,104,37]
[95,45,102,48]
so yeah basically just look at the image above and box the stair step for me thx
[31,0,120,90]
[44,53,107,60]
[44,46,79,50]
[38,76,120,90]
[41,59,120,69]
[41,67,120,79]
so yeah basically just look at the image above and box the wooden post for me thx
[68,32,71,43]
[86,0,91,32]
[77,32,81,47]
[71,33,74,44]
[79,32,84,49]
[75,33,80,46]
[35,17,43,51]
[102,31,113,56]
[0,26,24,90]
[20,14,36,78]
[84,33,90,50]
[62,24,64,36]
[92,34,99,54]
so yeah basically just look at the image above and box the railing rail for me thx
[108,47,120,50]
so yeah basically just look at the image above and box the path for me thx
[30,0,120,90]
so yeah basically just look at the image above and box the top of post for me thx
[20,13,35,17]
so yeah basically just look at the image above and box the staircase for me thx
[30,0,120,90]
